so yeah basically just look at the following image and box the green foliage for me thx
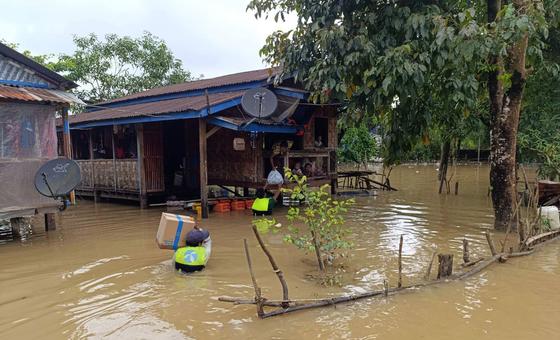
[282,168,354,268]
[3,32,194,105]
[518,26,560,179]
[252,217,280,234]
[248,0,556,164]
[55,32,193,104]
[338,123,378,165]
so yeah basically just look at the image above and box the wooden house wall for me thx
[0,103,59,213]
[142,123,165,193]
[207,128,261,185]
[184,120,200,191]
[303,106,338,149]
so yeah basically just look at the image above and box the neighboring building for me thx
[62,68,339,216]
[0,42,81,226]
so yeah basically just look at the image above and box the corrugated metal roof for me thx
[0,55,51,87]
[68,91,244,124]
[0,42,78,90]
[0,85,84,104]
[99,67,280,105]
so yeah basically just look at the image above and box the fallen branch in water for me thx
[220,231,560,319]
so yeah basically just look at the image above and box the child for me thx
[293,161,304,176]
[303,163,314,177]
[174,226,212,273]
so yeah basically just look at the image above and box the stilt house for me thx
[62,68,339,216]
[0,42,80,222]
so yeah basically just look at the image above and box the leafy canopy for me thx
[53,32,194,104]
[3,32,194,104]
[248,0,554,163]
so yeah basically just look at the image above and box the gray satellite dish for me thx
[34,158,81,209]
[241,87,278,119]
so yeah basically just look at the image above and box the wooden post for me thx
[424,252,437,280]
[251,225,290,308]
[61,106,75,205]
[398,234,403,288]
[243,239,264,318]
[462,238,470,264]
[111,126,117,192]
[88,130,98,203]
[455,181,459,195]
[136,124,147,209]
[437,254,454,279]
[44,213,56,231]
[485,231,497,256]
[199,118,209,218]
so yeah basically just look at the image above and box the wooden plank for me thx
[206,126,221,139]
[199,118,209,218]
[136,124,147,207]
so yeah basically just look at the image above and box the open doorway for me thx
[314,117,328,148]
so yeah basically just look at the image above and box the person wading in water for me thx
[173,227,212,273]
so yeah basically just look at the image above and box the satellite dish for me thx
[34,158,81,201]
[241,87,278,119]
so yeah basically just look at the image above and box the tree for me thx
[283,169,354,272]
[5,32,193,104]
[52,32,194,104]
[248,0,557,230]
[338,122,378,167]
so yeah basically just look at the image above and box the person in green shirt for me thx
[252,188,275,216]
[174,227,211,273]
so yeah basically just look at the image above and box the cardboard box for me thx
[156,212,195,250]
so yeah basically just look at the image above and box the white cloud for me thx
[0,0,295,77]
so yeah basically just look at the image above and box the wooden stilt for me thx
[44,213,56,231]
[199,118,209,218]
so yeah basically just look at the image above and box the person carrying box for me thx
[173,226,212,273]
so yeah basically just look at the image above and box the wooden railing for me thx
[77,159,139,192]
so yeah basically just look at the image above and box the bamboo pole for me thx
[243,239,264,317]
[251,225,290,307]
[398,235,403,288]
[424,252,437,280]
[485,231,497,256]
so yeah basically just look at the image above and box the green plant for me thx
[338,123,379,167]
[282,168,354,272]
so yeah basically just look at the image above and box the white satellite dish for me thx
[241,87,278,119]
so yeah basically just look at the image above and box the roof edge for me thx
[0,42,78,90]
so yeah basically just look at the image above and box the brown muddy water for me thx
[1,165,559,339]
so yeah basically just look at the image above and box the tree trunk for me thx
[438,140,451,194]
[487,0,528,231]
[310,230,325,271]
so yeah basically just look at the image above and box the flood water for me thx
[1,165,559,339]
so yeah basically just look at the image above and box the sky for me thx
[0,0,295,78]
